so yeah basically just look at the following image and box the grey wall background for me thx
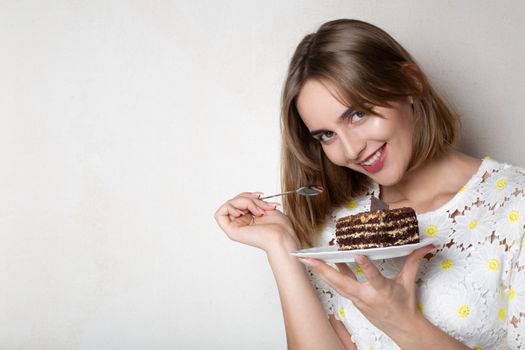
[1,1,524,349]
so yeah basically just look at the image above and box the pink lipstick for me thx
[360,144,387,173]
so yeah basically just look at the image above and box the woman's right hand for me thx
[214,192,300,253]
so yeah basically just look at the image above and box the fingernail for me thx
[267,202,279,207]
[252,192,263,197]
[299,258,321,267]
[354,254,365,264]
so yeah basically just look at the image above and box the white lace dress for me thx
[308,158,525,349]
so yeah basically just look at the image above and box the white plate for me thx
[290,238,439,263]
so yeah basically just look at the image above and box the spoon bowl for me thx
[296,185,324,196]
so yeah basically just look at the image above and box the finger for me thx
[398,244,437,284]
[228,197,268,216]
[233,195,278,213]
[215,202,247,218]
[335,263,357,280]
[354,254,387,291]
[255,199,279,211]
[299,258,359,297]
[237,192,264,198]
[235,193,279,211]
[248,196,280,210]
[228,206,248,218]
[214,203,249,232]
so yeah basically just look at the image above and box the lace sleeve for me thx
[307,268,336,316]
[507,225,525,349]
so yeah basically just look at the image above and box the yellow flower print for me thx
[425,224,438,237]
[417,303,424,314]
[458,186,465,193]
[456,304,470,318]
[347,200,357,209]
[496,179,507,190]
[487,259,500,272]
[455,206,493,246]
[354,265,363,275]
[471,243,505,286]
[428,247,467,282]
[435,283,483,332]
[473,346,484,350]
[440,259,453,270]
[418,211,453,241]
[498,307,506,321]
[509,287,516,301]
[483,155,492,160]
[508,210,520,223]
[338,306,345,319]
[482,168,522,206]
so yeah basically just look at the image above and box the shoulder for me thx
[482,158,525,180]
[478,158,525,203]
[479,158,525,245]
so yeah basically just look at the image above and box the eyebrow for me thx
[309,107,354,137]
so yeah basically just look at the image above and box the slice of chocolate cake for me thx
[335,207,419,250]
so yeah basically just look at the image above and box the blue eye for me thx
[350,111,365,123]
[319,131,335,143]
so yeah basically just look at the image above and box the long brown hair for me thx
[280,19,459,247]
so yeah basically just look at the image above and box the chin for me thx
[375,179,397,187]
[374,171,404,187]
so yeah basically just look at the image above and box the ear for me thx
[402,62,424,94]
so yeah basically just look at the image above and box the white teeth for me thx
[362,149,382,166]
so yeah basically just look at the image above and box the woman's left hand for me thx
[300,244,437,338]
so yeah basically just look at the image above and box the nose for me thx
[339,130,366,163]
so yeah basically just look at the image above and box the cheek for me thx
[321,145,346,167]
[399,123,414,151]
[322,145,362,172]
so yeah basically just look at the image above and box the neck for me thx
[379,150,481,208]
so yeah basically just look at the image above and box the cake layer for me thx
[336,227,419,249]
[337,208,416,226]
[335,207,419,250]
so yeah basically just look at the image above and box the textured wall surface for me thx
[1,1,524,349]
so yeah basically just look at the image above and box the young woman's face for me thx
[296,79,415,186]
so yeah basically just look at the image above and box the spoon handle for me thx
[259,190,296,200]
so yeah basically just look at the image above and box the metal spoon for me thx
[259,185,324,200]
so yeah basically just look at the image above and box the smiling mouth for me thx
[360,144,386,166]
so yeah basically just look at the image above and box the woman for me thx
[214,19,524,349]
